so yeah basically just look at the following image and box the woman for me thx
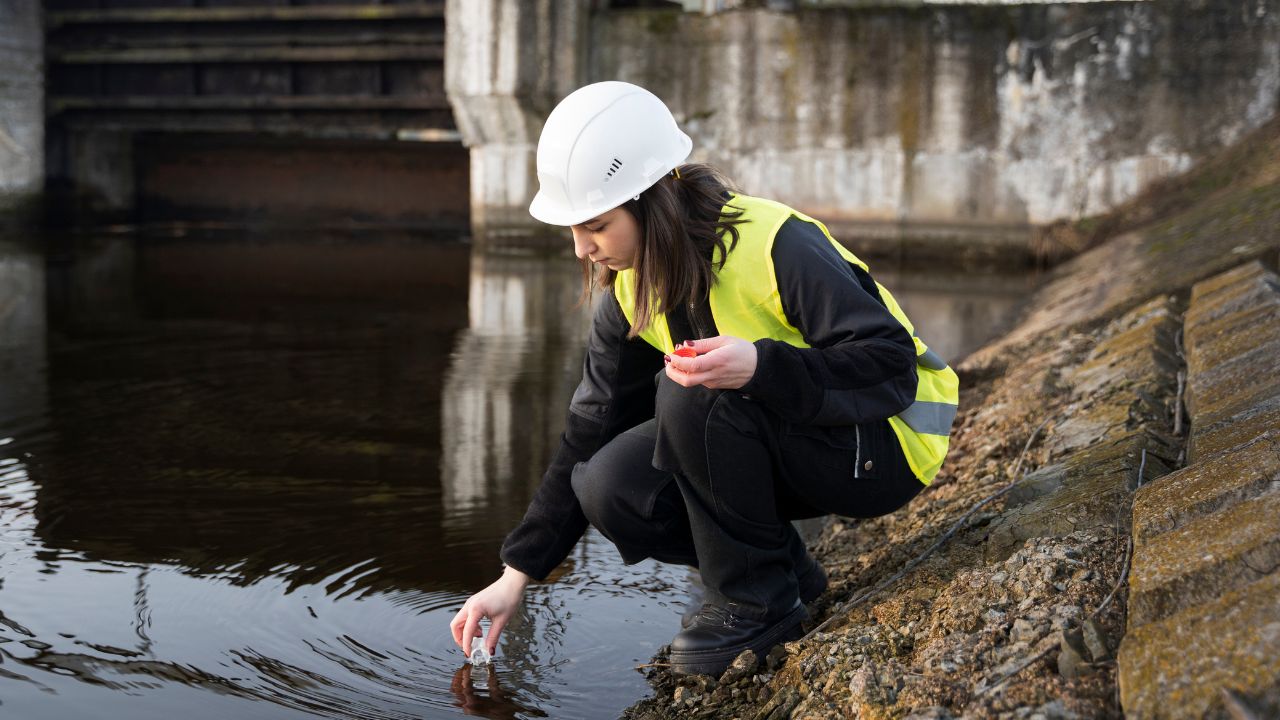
[450,81,958,677]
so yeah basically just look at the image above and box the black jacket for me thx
[499,216,919,580]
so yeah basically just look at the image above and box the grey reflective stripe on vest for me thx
[917,346,947,371]
[897,400,958,437]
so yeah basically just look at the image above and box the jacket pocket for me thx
[783,423,861,474]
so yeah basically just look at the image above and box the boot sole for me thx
[669,603,808,676]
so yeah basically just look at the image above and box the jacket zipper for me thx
[689,300,705,340]
[854,424,864,479]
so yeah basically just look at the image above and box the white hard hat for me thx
[529,81,693,226]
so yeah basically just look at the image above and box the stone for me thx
[1057,629,1093,679]
[1081,619,1113,662]
[848,664,880,697]
[1190,395,1280,462]
[1011,618,1039,643]
[1132,430,1280,543]
[1128,489,1280,627]
[720,649,758,685]
[756,686,800,720]
[1184,262,1280,425]
[902,707,954,720]
[1185,261,1280,332]
[1118,571,1280,720]
[1051,298,1181,455]
[765,644,787,670]
[1185,338,1280,430]
[983,435,1169,563]
[672,686,697,707]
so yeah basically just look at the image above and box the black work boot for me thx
[669,600,807,676]
[681,560,826,630]
[796,554,829,605]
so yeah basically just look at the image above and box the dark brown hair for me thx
[579,162,746,339]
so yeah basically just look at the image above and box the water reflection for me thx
[872,262,1033,364]
[0,238,47,440]
[0,229,1032,719]
[451,664,546,719]
[1,230,695,720]
[440,248,590,543]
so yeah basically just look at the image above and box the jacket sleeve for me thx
[738,216,919,426]
[499,289,665,581]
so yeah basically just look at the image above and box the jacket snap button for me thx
[863,460,874,471]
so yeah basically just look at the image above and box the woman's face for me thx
[570,206,641,271]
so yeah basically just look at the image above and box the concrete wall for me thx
[449,1,1280,236]
[596,2,1280,230]
[0,0,44,222]
[445,0,593,235]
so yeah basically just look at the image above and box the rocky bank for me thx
[622,118,1280,720]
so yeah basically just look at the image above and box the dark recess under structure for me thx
[43,0,467,228]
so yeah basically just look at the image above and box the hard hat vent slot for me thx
[604,158,623,183]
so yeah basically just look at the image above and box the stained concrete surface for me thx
[0,0,44,215]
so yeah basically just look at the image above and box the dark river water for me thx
[0,227,1031,719]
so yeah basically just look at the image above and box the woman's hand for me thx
[449,566,530,657]
[664,336,757,390]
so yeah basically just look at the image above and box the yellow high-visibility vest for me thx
[614,193,959,485]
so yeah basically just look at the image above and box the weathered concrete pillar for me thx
[0,242,47,430]
[65,130,137,218]
[445,0,592,236]
[0,0,44,229]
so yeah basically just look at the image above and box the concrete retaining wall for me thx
[449,1,1280,236]
[0,0,44,222]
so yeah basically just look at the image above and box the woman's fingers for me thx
[666,353,719,387]
[666,349,711,375]
[686,335,732,351]
[667,341,751,389]
[449,606,467,647]
[461,608,483,656]
[487,615,509,655]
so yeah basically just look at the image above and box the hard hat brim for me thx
[529,190,602,227]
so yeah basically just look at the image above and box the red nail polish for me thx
[664,355,671,364]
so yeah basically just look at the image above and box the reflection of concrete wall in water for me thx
[448,1,1280,234]
[48,238,139,325]
[0,1,43,215]
[440,249,591,528]
[0,245,48,439]
[873,265,1032,363]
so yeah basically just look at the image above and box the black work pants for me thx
[570,373,924,621]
